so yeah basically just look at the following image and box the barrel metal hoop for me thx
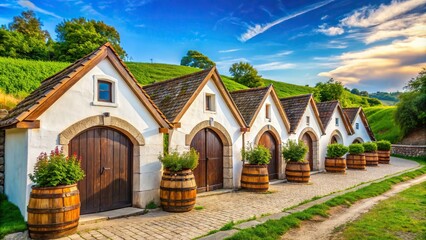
[160,197,196,203]
[241,181,268,185]
[27,203,81,214]
[160,186,197,191]
[161,177,194,181]
[27,218,80,228]
[242,173,269,177]
[30,191,79,199]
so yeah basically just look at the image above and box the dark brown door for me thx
[302,133,313,170]
[259,131,279,180]
[331,136,338,144]
[69,127,132,214]
[190,128,223,192]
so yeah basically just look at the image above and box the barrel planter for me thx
[378,150,391,164]
[27,184,80,239]
[346,154,366,170]
[241,164,269,192]
[160,169,197,212]
[325,157,346,173]
[365,152,379,166]
[285,161,310,183]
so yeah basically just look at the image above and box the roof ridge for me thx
[143,67,213,89]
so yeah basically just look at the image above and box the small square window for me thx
[306,116,310,126]
[98,80,112,102]
[335,118,339,126]
[265,104,271,120]
[356,123,359,130]
[205,94,216,112]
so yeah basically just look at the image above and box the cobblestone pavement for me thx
[63,157,418,240]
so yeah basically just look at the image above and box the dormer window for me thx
[335,118,339,126]
[306,116,310,126]
[98,81,112,102]
[205,93,216,112]
[356,123,359,130]
[265,104,271,121]
[93,75,118,107]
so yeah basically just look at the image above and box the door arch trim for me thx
[298,127,320,171]
[254,125,284,179]
[330,130,344,145]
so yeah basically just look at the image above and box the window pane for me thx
[98,81,112,102]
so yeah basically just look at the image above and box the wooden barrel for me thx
[365,152,379,166]
[160,169,197,212]
[378,150,391,164]
[27,184,80,239]
[346,154,366,170]
[325,157,346,173]
[285,162,310,183]
[241,164,269,192]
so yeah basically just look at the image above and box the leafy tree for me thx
[351,88,360,95]
[9,10,51,42]
[229,62,262,88]
[360,91,369,97]
[180,50,215,69]
[395,69,426,136]
[54,18,126,61]
[315,78,344,102]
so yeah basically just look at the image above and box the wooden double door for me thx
[259,131,279,180]
[190,128,223,192]
[302,133,314,170]
[69,127,133,214]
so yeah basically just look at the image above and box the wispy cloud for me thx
[135,24,146,28]
[17,0,62,19]
[238,0,334,42]
[255,62,296,71]
[316,24,344,36]
[321,15,328,20]
[81,4,102,16]
[218,48,241,53]
[125,0,151,12]
[309,40,348,49]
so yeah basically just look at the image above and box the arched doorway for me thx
[259,131,279,180]
[330,130,343,145]
[352,138,363,143]
[301,133,314,170]
[330,136,338,144]
[69,127,133,214]
[190,128,224,192]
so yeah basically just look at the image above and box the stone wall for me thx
[392,144,426,157]
[0,129,4,194]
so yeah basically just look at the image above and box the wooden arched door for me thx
[302,133,313,170]
[69,127,133,214]
[190,128,223,192]
[331,135,338,144]
[259,131,279,180]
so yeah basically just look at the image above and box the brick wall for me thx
[392,144,426,157]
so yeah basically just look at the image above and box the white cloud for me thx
[341,0,426,28]
[125,0,151,12]
[81,4,102,16]
[135,24,146,28]
[255,62,296,71]
[275,50,293,56]
[239,0,334,42]
[218,48,241,53]
[17,0,62,19]
[316,24,344,36]
[321,15,328,20]
[310,40,348,49]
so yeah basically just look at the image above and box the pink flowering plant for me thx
[29,147,85,187]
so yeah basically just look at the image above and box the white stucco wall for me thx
[6,58,164,219]
[168,79,244,188]
[319,109,352,169]
[347,114,372,143]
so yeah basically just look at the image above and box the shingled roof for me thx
[343,107,360,124]
[316,100,354,134]
[0,42,170,129]
[343,107,375,141]
[280,94,324,134]
[143,67,246,128]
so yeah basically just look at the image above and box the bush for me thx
[282,140,308,162]
[349,144,364,154]
[326,144,349,158]
[243,144,271,165]
[376,140,392,151]
[363,142,377,152]
[29,147,85,187]
[159,148,199,172]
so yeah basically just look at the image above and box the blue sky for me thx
[0,0,425,92]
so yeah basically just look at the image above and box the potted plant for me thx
[325,143,349,173]
[159,148,199,212]
[241,144,271,192]
[27,147,85,239]
[363,142,379,166]
[283,140,309,183]
[346,143,366,170]
[376,140,392,164]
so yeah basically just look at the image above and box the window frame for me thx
[204,93,216,112]
[98,80,113,102]
[93,75,118,107]
[356,122,359,130]
[335,117,339,126]
[265,104,271,121]
[306,116,310,126]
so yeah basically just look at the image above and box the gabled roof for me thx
[280,94,325,134]
[0,42,170,129]
[316,100,354,135]
[230,85,290,131]
[343,107,376,141]
[143,67,246,128]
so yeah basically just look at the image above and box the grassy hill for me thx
[364,106,402,143]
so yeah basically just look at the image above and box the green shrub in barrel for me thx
[346,143,366,170]
[376,140,392,164]
[241,144,271,192]
[325,143,348,173]
[283,140,310,183]
[363,142,379,166]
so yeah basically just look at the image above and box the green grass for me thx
[145,201,158,209]
[224,157,426,240]
[364,106,402,143]
[194,206,204,210]
[0,194,26,239]
[262,78,313,98]
[339,181,426,240]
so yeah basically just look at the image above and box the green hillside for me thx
[364,106,402,143]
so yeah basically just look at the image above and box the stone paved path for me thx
[64,157,418,240]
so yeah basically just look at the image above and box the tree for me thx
[229,62,262,88]
[360,91,369,97]
[351,88,360,95]
[395,69,426,136]
[9,10,50,42]
[180,50,215,69]
[54,18,126,62]
[315,78,344,102]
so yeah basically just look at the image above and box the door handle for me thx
[101,167,111,175]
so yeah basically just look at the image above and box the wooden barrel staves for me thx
[27,184,80,239]
[160,169,197,212]
[346,154,366,170]
[325,157,346,173]
[378,150,391,164]
[285,161,310,183]
[365,152,379,166]
[241,164,269,192]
